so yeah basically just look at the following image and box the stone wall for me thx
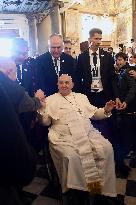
[0,14,29,42]
[115,0,132,46]
[64,9,80,56]
[37,15,51,54]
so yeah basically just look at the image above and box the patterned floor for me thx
[22,153,136,205]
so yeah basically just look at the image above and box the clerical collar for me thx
[59,92,72,98]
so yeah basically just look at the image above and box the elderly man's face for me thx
[49,36,63,58]
[58,74,74,96]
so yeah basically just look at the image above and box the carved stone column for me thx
[26,15,38,56]
[50,5,61,34]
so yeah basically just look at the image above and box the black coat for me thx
[36,51,75,96]
[112,65,136,112]
[0,72,41,114]
[0,80,37,204]
[17,57,37,97]
[74,49,114,100]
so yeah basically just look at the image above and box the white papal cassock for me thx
[41,92,116,197]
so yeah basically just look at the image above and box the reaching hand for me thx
[117,101,127,110]
[115,98,122,110]
[35,89,45,101]
[35,89,46,108]
[104,100,116,113]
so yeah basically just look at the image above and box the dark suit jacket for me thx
[74,48,114,100]
[36,51,75,96]
[17,57,37,97]
[0,80,36,188]
[0,72,41,114]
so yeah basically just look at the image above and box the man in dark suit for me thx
[36,34,75,96]
[75,28,114,107]
[74,28,115,138]
[11,38,37,97]
[11,38,43,152]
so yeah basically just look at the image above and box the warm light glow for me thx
[0,38,13,57]
[81,14,116,42]
[81,15,97,42]
[100,16,116,35]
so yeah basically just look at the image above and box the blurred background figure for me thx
[108,46,115,63]
[64,40,72,56]
[128,53,136,66]
[126,47,133,57]
[130,38,136,53]
[108,47,115,57]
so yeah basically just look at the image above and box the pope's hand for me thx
[35,89,45,101]
[104,100,115,113]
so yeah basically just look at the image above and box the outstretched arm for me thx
[92,100,115,120]
[104,100,116,114]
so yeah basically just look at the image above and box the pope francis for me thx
[39,74,122,205]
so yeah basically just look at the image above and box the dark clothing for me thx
[0,71,45,152]
[112,65,136,112]
[112,65,136,157]
[0,83,36,204]
[0,72,41,114]
[17,57,38,97]
[36,51,75,96]
[16,58,40,149]
[74,48,114,101]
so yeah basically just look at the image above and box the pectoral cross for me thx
[77,108,82,114]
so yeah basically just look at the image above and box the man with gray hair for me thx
[36,33,75,96]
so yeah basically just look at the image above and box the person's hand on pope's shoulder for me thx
[35,89,45,101]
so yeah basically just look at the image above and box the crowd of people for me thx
[0,28,136,205]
